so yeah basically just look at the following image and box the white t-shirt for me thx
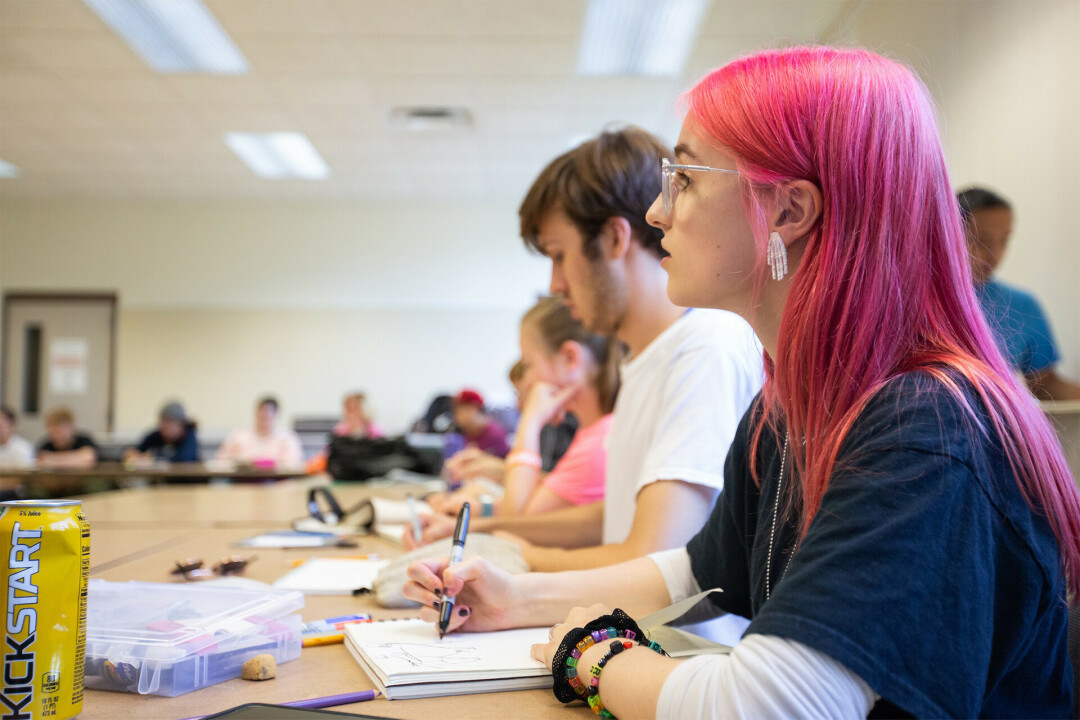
[603,309,763,544]
[0,435,35,468]
[215,426,304,468]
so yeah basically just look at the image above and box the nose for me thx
[549,264,567,296]
[645,193,669,230]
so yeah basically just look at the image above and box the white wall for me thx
[0,199,549,433]
[842,0,1080,378]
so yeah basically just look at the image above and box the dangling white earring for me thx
[767,231,788,281]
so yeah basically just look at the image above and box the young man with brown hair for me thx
[410,127,763,582]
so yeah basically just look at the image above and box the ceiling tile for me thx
[206,0,345,36]
[6,32,144,70]
[461,39,578,77]
[369,78,475,107]
[3,102,115,130]
[240,37,359,73]
[269,75,371,104]
[0,70,72,104]
[702,1,852,39]
[352,39,464,77]
[61,73,178,106]
[199,105,300,132]
[454,1,585,38]
[336,0,471,37]
[0,0,103,31]
[167,76,279,105]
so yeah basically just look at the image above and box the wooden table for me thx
[74,483,564,720]
[1,462,315,498]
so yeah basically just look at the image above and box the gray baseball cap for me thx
[160,402,188,423]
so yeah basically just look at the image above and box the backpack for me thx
[325,436,439,481]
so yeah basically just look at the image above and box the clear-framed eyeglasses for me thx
[660,157,740,214]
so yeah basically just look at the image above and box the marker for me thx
[301,614,373,647]
[177,690,381,720]
[437,501,470,639]
[289,554,376,568]
[407,494,423,544]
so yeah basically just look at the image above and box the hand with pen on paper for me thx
[402,554,522,635]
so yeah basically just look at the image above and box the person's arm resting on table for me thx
[409,500,606,550]
[522,479,716,571]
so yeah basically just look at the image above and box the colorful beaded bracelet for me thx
[550,608,665,708]
[582,636,667,718]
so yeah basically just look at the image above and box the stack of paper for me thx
[272,558,389,595]
[344,619,551,699]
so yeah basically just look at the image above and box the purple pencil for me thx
[177,689,381,720]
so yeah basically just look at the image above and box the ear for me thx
[599,216,633,261]
[558,341,587,382]
[772,180,823,247]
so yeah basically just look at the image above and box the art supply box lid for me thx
[85,579,304,696]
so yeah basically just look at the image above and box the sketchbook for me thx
[343,618,551,699]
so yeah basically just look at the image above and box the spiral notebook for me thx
[343,619,551,699]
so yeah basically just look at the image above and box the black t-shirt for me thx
[39,434,97,453]
[688,371,1071,718]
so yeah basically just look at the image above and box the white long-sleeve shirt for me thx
[649,548,879,719]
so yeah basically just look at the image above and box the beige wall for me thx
[116,306,524,436]
[1,199,548,433]
[843,0,1080,377]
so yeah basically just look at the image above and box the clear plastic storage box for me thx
[84,580,304,697]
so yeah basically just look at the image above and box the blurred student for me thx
[305,392,385,473]
[124,401,199,464]
[334,392,384,438]
[432,297,619,516]
[216,396,303,468]
[451,389,510,458]
[444,360,578,484]
[37,407,97,469]
[0,405,34,468]
[959,187,1080,400]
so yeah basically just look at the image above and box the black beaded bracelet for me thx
[550,608,653,704]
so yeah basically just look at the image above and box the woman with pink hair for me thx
[404,47,1079,717]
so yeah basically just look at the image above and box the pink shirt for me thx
[215,426,304,468]
[333,420,385,439]
[541,414,613,506]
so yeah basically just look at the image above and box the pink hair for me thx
[687,47,1080,595]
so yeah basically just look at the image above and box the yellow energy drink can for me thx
[1,500,90,719]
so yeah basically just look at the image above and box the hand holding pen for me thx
[438,501,470,639]
[403,545,527,635]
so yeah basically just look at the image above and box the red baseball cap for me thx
[453,389,485,408]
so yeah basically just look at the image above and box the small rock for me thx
[241,654,277,681]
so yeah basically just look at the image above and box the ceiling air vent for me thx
[389,107,473,132]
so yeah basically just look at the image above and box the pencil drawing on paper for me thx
[369,642,483,668]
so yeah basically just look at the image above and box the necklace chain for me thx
[766,434,796,601]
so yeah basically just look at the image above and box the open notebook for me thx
[344,619,551,699]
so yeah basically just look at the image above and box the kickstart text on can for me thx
[2,500,90,720]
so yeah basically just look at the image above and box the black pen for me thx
[437,502,470,639]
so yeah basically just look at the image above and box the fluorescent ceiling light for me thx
[225,133,330,180]
[0,159,20,179]
[578,0,711,76]
[83,0,248,74]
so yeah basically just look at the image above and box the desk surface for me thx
[76,484,562,720]
[0,461,311,479]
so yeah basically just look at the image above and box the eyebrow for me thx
[674,143,700,162]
